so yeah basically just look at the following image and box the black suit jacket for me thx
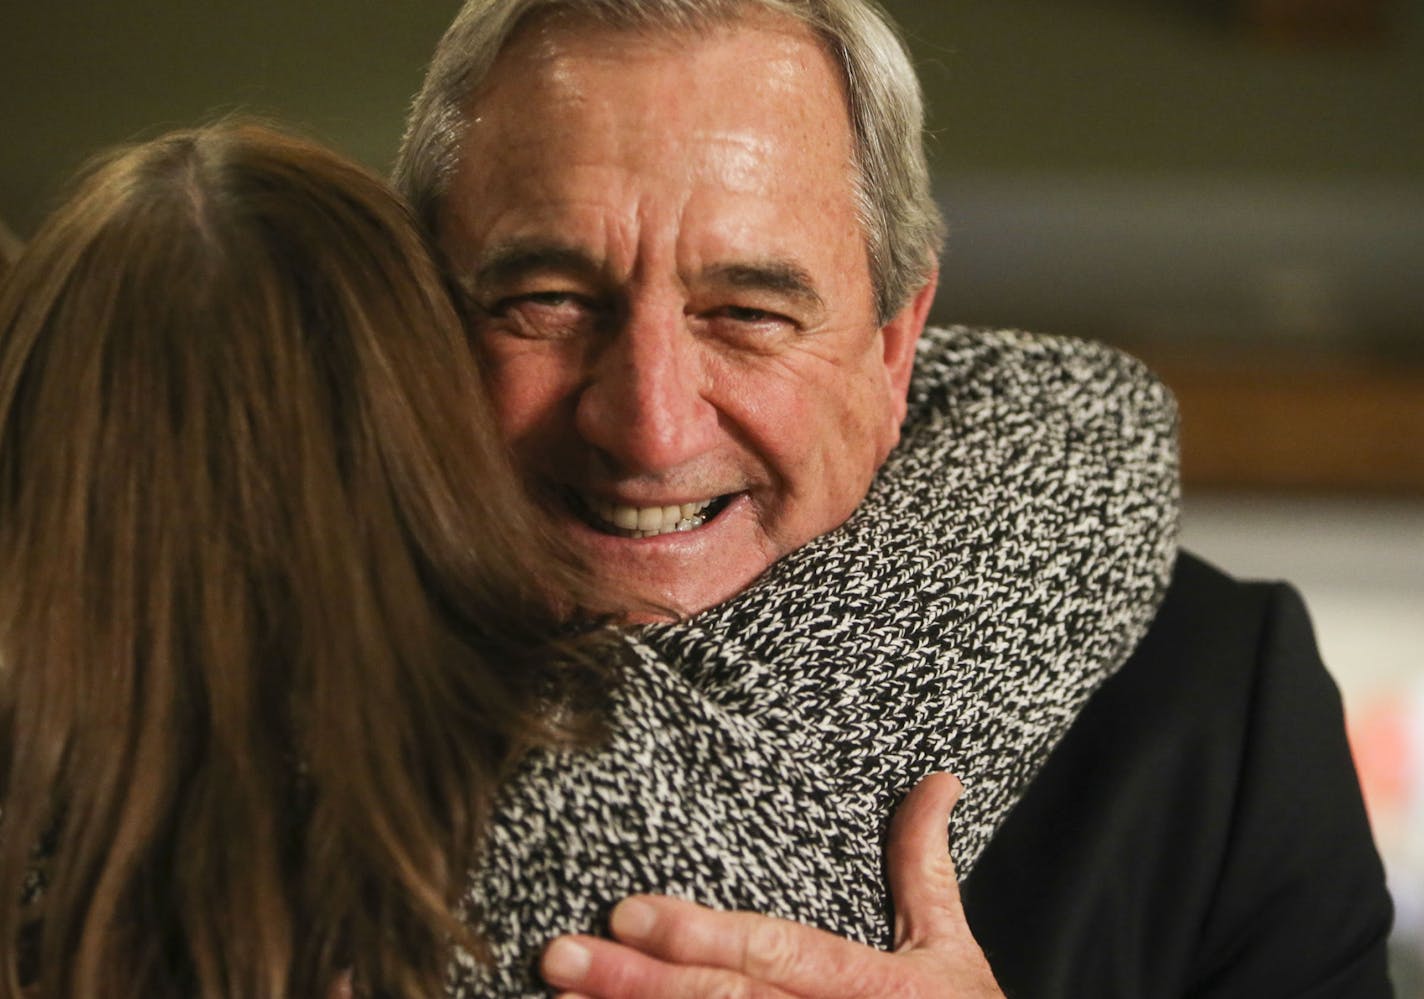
[962,552,1395,997]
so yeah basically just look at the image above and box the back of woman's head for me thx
[0,121,603,998]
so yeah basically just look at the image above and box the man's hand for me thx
[540,773,1005,998]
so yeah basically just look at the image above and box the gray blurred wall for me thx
[4,0,1422,349]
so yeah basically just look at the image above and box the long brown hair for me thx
[0,122,606,998]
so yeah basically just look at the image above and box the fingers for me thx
[542,896,901,998]
[539,774,982,997]
[615,895,901,995]
[542,932,800,999]
[887,772,965,951]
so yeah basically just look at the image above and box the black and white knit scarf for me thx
[450,326,1180,996]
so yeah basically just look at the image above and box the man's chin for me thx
[607,572,764,623]
[560,497,772,620]
[582,547,770,623]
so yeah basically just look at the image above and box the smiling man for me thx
[394,1,1393,996]
[428,7,933,617]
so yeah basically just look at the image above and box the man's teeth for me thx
[587,497,714,538]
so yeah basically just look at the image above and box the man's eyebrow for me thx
[703,261,824,311]
[470,242,602,288]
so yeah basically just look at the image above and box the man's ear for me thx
[880,268,939,424]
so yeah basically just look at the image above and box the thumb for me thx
[887,772,965,951]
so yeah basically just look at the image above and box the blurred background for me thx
[2,0,1421,990]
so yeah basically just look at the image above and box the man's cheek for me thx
[829,375,896,446]
[483,353,573,439]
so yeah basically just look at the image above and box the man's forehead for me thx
[450,14,856,203]
[465,6,846,126]
[437,4,874,315]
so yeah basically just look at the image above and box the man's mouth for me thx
[572,492,733,539]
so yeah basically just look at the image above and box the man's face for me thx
[440,13,934,617]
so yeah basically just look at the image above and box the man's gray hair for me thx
[393,0,944,322]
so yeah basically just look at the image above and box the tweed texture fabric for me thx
[449,326,1181,996]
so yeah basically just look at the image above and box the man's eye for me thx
[514,291,578,308]
[702,305,799,348]
[493,290,583,314]
[486,291,596,340]
[721,305,781,324]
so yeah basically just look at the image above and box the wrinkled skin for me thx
[439,12,935,617]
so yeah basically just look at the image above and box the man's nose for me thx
[574,306,718,474]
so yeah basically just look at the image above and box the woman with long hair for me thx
[0,121,606,998]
